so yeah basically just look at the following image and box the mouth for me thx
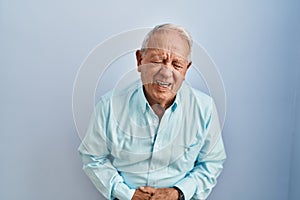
[155,80,172,88]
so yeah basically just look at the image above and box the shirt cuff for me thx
[113,182,135,200]
[175,176,197,200]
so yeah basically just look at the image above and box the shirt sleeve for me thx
[78,100,135,200]
[175,100,227,200]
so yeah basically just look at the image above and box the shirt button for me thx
[185,148,190,153]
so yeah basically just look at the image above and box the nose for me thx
[159,65,172,78]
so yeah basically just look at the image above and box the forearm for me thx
[175,136,226,200]
[79,152,135,200]
[175,160,225,200]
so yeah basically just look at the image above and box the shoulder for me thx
[181,82,213,107]
[180,82,214,120]
[95,80,141,109]
[191,88,212,106]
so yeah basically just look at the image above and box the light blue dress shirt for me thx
[78,80,226,200]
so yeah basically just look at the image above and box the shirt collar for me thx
[136,82,148,114]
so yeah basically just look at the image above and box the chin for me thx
[153,92,174,103]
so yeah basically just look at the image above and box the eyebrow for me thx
[172,57,186,62]
[146,49,188,62]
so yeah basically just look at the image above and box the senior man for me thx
[78,24,226,200]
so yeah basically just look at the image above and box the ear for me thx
[182,61,192,79]
[187,61,192,70]
[136,50,143,72]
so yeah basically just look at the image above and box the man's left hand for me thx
[148,188,179,200]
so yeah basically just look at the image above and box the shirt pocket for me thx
[169,138,201,172]
[183,138,200,162]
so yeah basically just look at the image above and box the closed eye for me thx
[151,60,163,64]
[173,63,183,69]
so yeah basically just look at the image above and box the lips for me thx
[155,80,171,88]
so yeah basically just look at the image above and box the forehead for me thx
[145,31,190,60]
[146,48,188,62]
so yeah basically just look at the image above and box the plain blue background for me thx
[1,0,299,200]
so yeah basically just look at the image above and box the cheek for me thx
[139,66,155,85]
[140,64,161,77]
[173,70,186,83]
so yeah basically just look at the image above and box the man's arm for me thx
[174,101,226,200]
[174,136,226,200]
[78,100,136,200]
[79,152,135,200]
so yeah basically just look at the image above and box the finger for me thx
[139,186,156,194]
[149,193,160,200]
[133,189,152,200]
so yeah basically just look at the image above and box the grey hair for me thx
[141,23,193,61]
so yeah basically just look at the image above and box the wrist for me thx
[173,186,185,200]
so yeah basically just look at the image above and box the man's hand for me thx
[132,186,156,200]
[148,188,179,200]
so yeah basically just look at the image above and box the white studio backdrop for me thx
[0,1,299,200]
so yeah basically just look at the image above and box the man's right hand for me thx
[131,186,156,200]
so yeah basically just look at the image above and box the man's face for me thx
[136,31,191,107]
